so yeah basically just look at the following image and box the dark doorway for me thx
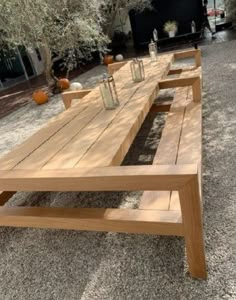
[129,0,204,48]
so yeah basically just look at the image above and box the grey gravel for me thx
[0,41,235,299]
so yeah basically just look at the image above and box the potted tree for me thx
[164,21,178,38]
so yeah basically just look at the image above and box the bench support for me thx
[159,76,202,102]
[62,89,92,110]
[179,175,207,279]
[0,164,206,278]
[174,49,202,67]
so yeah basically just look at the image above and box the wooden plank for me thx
[169,95,202,210]
[174,49,201,67]
[0,164,197,192]
[42,81,141,170]
[0,103,90,170]
[159,76,198,89]
[0,61,133,171]
[159,76,201,103]
[179,175,206,279]
[0,191,16,206]
[75,57,173,168]
[179,67,202,79]
[0,207,183,236]
[139,87,190,210]
[13,60,141,170]
[177,102,202,164]
[192,77,202,102]
[62,89,92,109]
[14,102,104,170]
[45,56,173,170]
[108,61,128,75]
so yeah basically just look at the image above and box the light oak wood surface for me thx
[0,50,206,278]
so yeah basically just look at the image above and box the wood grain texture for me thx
[14,102,104,170]
[0,207,183,235]
[108,61,128,75]
[139,87,189,210]
[62,89,92,109]
[174,49,202,67]
[169,96,202,211]
[76,57,173,168]
[159,76,201,103]
[0,165,197,192]
[0,103,89,170]
[179,175,207,279]
[43,81,141,170]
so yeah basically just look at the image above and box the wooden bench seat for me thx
[139,49,204,278]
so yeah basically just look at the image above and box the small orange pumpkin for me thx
[58,78,70,90]
[32,90,48,105]
[103,55,114,65]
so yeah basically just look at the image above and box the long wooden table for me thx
[0,50,206,279]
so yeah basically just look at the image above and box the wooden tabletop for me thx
[0,53,173,171]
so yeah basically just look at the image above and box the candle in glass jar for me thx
[134,65,142,81]
[150,51,157,62]
[100,83,115,109]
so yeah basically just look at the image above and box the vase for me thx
[168,31,176,38]
[103,55,114,65]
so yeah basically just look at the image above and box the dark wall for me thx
[129,0,204,47]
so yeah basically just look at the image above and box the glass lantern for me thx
[99,74,119,110]
[130,59,145,83]
[149,39,158,62]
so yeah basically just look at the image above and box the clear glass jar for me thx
[99,74,119,110]
[130,59,145,83]
[149,39,157,62]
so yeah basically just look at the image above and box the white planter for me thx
[168,31,176,38]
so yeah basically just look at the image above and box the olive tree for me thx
[102,0,153,37]
[0,0,109,85]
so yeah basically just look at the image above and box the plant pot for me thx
[168,31,176,38]
[103,55,114,65]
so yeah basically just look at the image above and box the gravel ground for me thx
[0,42,235,299]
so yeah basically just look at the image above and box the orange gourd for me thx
[58,78,70,90]
[32,90,48,105]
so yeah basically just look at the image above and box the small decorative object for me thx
[191,20,196,33]
[115,54,124,62]
[153,28,158,42]
[103,55,114,65]
[58,78,70,90]
[149,39,158,62]
[32,90,48,105]
[163,21,178,38]
[70,82,83,91]
[99,74,119,110]
[130,59,145,83]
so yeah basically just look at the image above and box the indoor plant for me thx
[163,21,178,38]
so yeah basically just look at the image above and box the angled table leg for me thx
[179,175,207,279]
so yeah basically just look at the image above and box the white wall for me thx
[112,9,132,35]
[27,48,45,76]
